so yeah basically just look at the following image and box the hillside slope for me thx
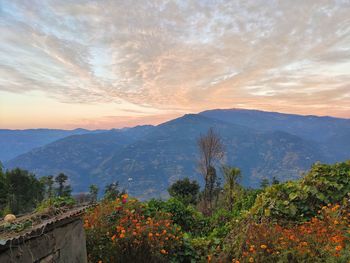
[0,129,99,162]
[5,110,345,199]
[98,114,324,198]
[200,109,350,143]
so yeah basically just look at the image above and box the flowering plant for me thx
[84,194,184,262]
[228,202,350,262]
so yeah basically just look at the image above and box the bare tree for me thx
[197,128,224,213]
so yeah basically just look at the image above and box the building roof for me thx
[0,205,92,251]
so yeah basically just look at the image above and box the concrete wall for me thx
[0,218,87,263]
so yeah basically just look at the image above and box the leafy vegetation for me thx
[0,167,77,216]
[84,195,185,263]
[84,160,350,262]
[2,126,349,262]
[0,167,44,215]
[168,178,200,206]
[251,161,350,221]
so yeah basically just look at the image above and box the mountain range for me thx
[3,109,350,199]
[0,128,104,162]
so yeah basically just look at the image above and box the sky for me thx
[0,0,349,129]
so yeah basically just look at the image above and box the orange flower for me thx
[160,249,167,254]
[111,235,116,241]
[335,245,342,252]
[260,244,267,249]
[119,233,125,238]
[148,233,153,238]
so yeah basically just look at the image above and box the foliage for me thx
[146,198,209,235]
[89,184,99,203]
[222,166,241,211]
[251,161,350,221]
[226,201,350,263]
[168,177,200,206]
[0,168,44,215]
[36,196,76,212]
[260,178,270,189]
[3,219,33,232]
[81,160,350,263]
[55,173,72,197]
[104,182,123,201]
[41,175,54,199]
[230,188,261,218]
[84,195,185,263]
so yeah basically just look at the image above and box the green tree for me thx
[0,165,8,213]
[104,182,120,200]
[89,184,99,203]
[41,175,54,199]
[271,176,280,185]
[168,178,200,206]
[3,168,44,214]
[55,173,71,197]
[260,178,270,189]
[223,166,241,212]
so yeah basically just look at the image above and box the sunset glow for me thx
[1,0,349,129]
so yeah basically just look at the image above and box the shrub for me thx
[146,198,209,235]
[251,161,350,221]
[225,201,350,263]
[168,178,200,206]
[84,195,184,263]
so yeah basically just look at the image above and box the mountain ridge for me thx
[3,109,349,199]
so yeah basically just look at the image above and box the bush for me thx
[146,198,209,235]
[226,201,350,263]
[251,161,350,221]
[168,178,200,206]
[84,195,184,263]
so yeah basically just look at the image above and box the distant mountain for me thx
[200,109,350,163]
[98,114,325,198]
[5,113,329,199]
[200,109,350,143]
[0,128,101,162]
[5,125,154,190]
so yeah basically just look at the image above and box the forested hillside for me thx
[0,128,98,161]
[5,109,349,198]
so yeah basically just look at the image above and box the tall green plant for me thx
[223,166,241,212]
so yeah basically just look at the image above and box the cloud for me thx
[0,0,349,118]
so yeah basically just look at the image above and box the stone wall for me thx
[0,218,87,263]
